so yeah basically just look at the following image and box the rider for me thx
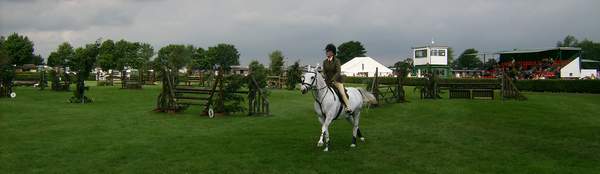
[322,44,352,113]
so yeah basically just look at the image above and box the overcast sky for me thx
[1,0,599,66]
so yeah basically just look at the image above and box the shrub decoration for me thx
[0,64,15,98]
[221,74,245,113]
[286,61,302,90]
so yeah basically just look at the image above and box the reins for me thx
[302,72,340,119]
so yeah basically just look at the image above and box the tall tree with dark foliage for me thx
[337,41,367,64]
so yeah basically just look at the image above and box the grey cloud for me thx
[0,0,149,31]
[1,0,600,66]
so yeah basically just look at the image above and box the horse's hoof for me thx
[350,144,356,148]
[317,142,324,147]
[323,147,329,152]
[360,137,365,142]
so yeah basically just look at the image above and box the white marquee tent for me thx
[341,57,393,77]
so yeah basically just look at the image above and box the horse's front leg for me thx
[317,116,333,152]
[316,115,325,147]
[317,115,324,125]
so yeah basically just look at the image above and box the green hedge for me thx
[345,76,600,93]
[14,72,41,81]
[515,80,600,93]
[345,77,498,86]
[15,72,96,81]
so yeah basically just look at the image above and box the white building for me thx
[341,57,393,77]
[413,45,448,66]
[230,65,249,76]
[412,44,451,78]
[560,57,598,79]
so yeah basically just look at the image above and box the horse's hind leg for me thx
[354,111,365,142]
[346,116,358,147]
[357,128,365,142]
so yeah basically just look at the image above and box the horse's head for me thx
[300,71,316,94]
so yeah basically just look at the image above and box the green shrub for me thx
[0,64,15,97]
[15,72,41,81]
[248,61,267,88]
[15,71,93,82]
[345,76,600,93]
[286,61,302,90]
[221,74,246,113]
[97,81,111,86]
[515,80,600,93]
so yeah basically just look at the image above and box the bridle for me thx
[301,71,328,92]
[301,71,335,118]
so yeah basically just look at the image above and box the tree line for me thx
[556,35,600,61]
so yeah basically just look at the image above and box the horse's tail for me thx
[357,88,378,105]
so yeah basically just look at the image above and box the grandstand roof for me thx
[498,47,582,62]
[497,47,581,54]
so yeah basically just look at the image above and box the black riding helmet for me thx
[325,44,336,55]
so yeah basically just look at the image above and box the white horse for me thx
[300,68,377,152]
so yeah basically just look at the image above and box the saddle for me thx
[331,87,350,105]
[333,87,352,119]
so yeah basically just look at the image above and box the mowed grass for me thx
[1,83,600,173]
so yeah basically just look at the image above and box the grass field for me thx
[1,83,600,173]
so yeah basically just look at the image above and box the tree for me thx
[286,61,302,90]
[97,39,117,85]
[47,42,74,68]
[556,36,600,61]
[113,39,128,72]
[206,43,240,73]
[113,40,142,87]
[0,47,9,65]
[114,40,137,70]
[337,41,367,64]
[557,35,579,47]
[47,42,74,90]
[577,39,600,61]
[268,50,285,76]
[137,43,154,65]
[247,60,268,114]
[394,60,412,78]
[32,54,44,65]
[182,45,196,72]
[128,42,152,74]
[2,33,34,66]
[125,42,141,69]
[0,37,6,64]
[249,60,267,88]
[136,43,154,83]
[191,47,212,71]
[456,48,482,70]
[447,47,455,66]
[482,59,498,70]
[155,44,192,113]
[69,41,100,103]
[156,44,193,70]
[204,44,241,113]
[0,46,15,97]
[394,60,412,102]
